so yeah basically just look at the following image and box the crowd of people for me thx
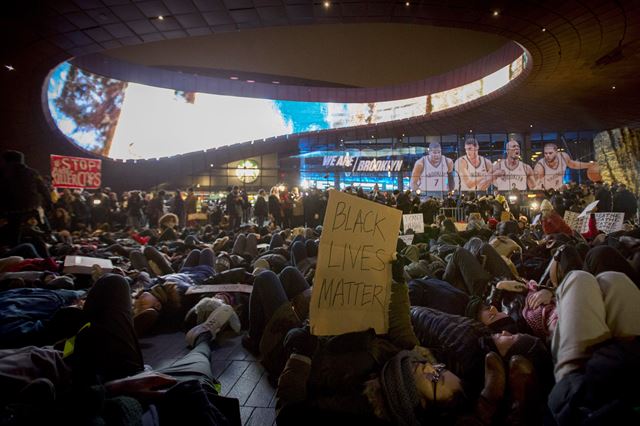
[1,149,640,425]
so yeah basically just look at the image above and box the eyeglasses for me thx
[425,363,447,402]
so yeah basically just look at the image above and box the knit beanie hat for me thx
[380,350,425,426]
[404,260,430,279]
[402,245,420,263]
[464,296,484,320]
[102,396,143,426]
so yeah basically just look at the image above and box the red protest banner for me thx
[50,155,102,189]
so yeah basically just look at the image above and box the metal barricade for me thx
[438,207,465,222]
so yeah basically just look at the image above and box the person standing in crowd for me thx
[146,190,165,229]
[396,189,412,214]
[594,182,613,212]
[89,189,109,230]
[613,183,638,220]
[269,187,282,228]
[226,186,242,230]
[493,139,535,191]
[533,142,593,190]
[454,137,494,192]
[0,150,52,246]
[291,187,305,227]
[184,187,198,224]
[241,189,251,224]
[70,190,91,230]
[126,191,144,230]
[254,189,268,227]
[410,142,454,195]
[171,189,185,227]
[280,187,294,229]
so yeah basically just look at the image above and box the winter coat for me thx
[410,306,488,396]
[0,163,51,214]
[254,196,268,217]
[548,338,640,426]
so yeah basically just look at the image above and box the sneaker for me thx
[185,305,234,347]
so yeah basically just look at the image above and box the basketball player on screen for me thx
[533,142,593,190]
[454,137,494,191]
[410,142,454,194]
[492,139,535,191]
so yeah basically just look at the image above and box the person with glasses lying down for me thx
[267,265,551,426]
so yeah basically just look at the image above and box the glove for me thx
[391,253,411,283]
[283,326,318,357]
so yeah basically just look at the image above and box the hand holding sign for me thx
[309,190,402,336]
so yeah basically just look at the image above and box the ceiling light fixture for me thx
[157,15,164,20]
[4,64,15,71]
[323,2,330,7]
[246,79,255,83]
[530,124,533,127]
[493,10,499,17]
[611,85,616,90]
[405,2,410,6]
[272,81,280,84]
[230,76,238,80]
[541,27,546,32]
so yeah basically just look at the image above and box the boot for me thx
[475,352,506,425]
[507,355,539,425]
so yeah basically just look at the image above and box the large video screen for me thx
[298,134,600,192]
[47,55,525,160]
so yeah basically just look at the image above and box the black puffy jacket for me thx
[410,306,489,396]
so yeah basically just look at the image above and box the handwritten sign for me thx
[403,213,424,234]
[564,211,625,234]
[310,190,402,336]
[51,155,102,189]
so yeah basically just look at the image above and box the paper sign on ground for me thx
[402,213,424,234]
[63,256,113,275]
[310,190,402,336]
[399,234,414,245]
[578,200,600,218]
[186,284,253,295]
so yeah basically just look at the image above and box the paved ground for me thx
[140,330,276,426]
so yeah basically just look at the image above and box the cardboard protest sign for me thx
[310,190,402,336]
[403,213,424,234]
[51,155,102,189]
